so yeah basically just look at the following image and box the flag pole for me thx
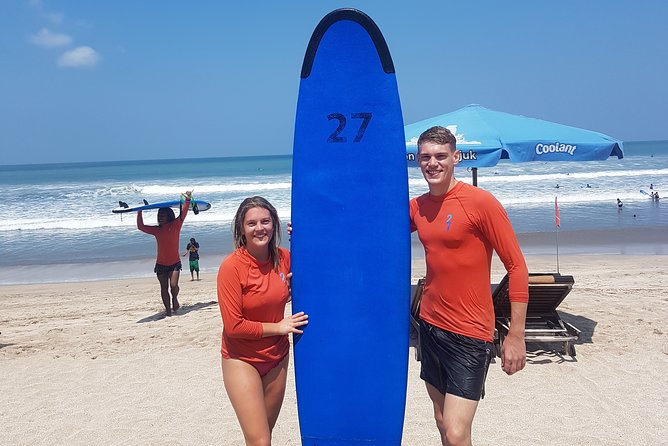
[555,226,560,274]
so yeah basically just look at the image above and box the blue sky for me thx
[1,0,666,165]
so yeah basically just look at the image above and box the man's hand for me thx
[501,332,526,375]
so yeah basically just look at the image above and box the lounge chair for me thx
[493,273,581,357]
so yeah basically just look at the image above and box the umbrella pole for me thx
[472,167,478,187]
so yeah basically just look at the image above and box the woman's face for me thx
[242,206,273,253]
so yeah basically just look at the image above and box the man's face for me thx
[417,141,459,188]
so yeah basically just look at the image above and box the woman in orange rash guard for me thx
[137,190,192,317]
[217,196,308,445]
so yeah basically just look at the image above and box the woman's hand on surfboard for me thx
[278,311,308,335]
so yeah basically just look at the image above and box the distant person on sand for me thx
[617,198,623,209]
[137,191,192,316]
[217,196,308,445]
[183,237,200,281]
[411,127,528,446]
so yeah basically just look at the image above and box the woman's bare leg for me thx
[223,358,274,446]
[169,270,180,311]
[156,272,171,315]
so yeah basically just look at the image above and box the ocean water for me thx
[1,141,667,285]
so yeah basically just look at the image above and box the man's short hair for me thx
[417,126,457,152]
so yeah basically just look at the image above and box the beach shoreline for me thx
[2,226,668,286]
[1,253,667,445]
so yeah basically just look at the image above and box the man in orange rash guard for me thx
[411,126,528,446]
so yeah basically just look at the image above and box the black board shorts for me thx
[154,261,182,275]
[419,320,493,401]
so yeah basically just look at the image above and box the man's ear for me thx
[453,150,461,165]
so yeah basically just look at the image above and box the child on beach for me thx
[411,127,528,446]
[216,196,308,445]
[137,190,192,316]
[183,237,200,281]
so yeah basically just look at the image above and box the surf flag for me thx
[555,196,561,228]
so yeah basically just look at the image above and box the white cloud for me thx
[27,1,64,24]
[30,27,72,48]
[44,12,65,25]
[57,46,100,68]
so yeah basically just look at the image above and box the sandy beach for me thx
[1,253,667,445]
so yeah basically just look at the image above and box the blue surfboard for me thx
[111,199,211,214]
[291,9,410,445]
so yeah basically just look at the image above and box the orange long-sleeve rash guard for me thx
[137,198,190,266]
[410,181,528,342]
[217,247,291,366]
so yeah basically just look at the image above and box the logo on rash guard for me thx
[445,214,453,231]
[279,272,286,282]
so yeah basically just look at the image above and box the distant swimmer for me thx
[586,183,592,188]
[650,183,654,190]
[617,198,623,209]
[555,184,560,188]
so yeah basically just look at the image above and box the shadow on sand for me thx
[524,310,597,365]
[137,300,218,323]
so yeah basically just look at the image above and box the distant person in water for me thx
[650,183,654,190]
[586,183,592,188]
[617,198,623,209]
[138,191,192,316]
[555,184,560,188]
[183,237,200,281]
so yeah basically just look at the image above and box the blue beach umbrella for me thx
[405,104,624,185]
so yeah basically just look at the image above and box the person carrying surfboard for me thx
[137,190,192,317]
[216,196,308,445]
[411,127,528,446]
